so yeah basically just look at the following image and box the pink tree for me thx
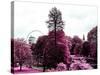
[13,38,32,71]
[65,36,72,54]
[33,7,71,72]
[43,7,71,71]
[43,30,71,70]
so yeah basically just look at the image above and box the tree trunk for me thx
[43,51,46,72]
[43,65,46,72]
[19,63,22,71]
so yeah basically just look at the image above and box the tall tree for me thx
[44,7,70,71]
[34,7,70,72]
[46,7,64,31]
[46,7,64,32]
[46,7,64,48]
[87,26,97,58]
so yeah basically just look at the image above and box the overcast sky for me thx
[14,1,97,41]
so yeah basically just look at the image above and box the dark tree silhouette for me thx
[81,41,90,57]
[71,36,83,55]
[87,26,97,68]
[87,26,97,58]
[33,35,48,71]
[46,7,64,32]
[46,7,64,49]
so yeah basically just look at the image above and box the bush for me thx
[56,62,67,71]
[69,56,93,70]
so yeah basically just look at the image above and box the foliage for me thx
[71,36,83,55]
[32,35,48,65]
[46,7,64,31]
[13,38,32,70]
[81,41,90,57]
[87,26,97,58]
[70,56,93,70]
[44,30,71,69]
[56,62,67,71]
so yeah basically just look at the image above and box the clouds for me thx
[62,5,97,39]
[14,2,97,40]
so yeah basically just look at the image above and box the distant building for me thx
[28,36,35,44]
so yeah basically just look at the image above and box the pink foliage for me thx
[13,38,32,70]
[44,30,71,67]
[56,62,67,71]
[70,56,93,70]
[14,38,32,60]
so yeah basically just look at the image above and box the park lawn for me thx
[14,66,43,74]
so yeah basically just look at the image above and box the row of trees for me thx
[67,26,97,59]
[31,7,97,71]
[11,7,97,72]
[31,25,97,70]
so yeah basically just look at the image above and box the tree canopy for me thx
[46,7,64,31]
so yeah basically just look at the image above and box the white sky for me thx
[14,1,97,41]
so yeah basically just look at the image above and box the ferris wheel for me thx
[26,30,44,44]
